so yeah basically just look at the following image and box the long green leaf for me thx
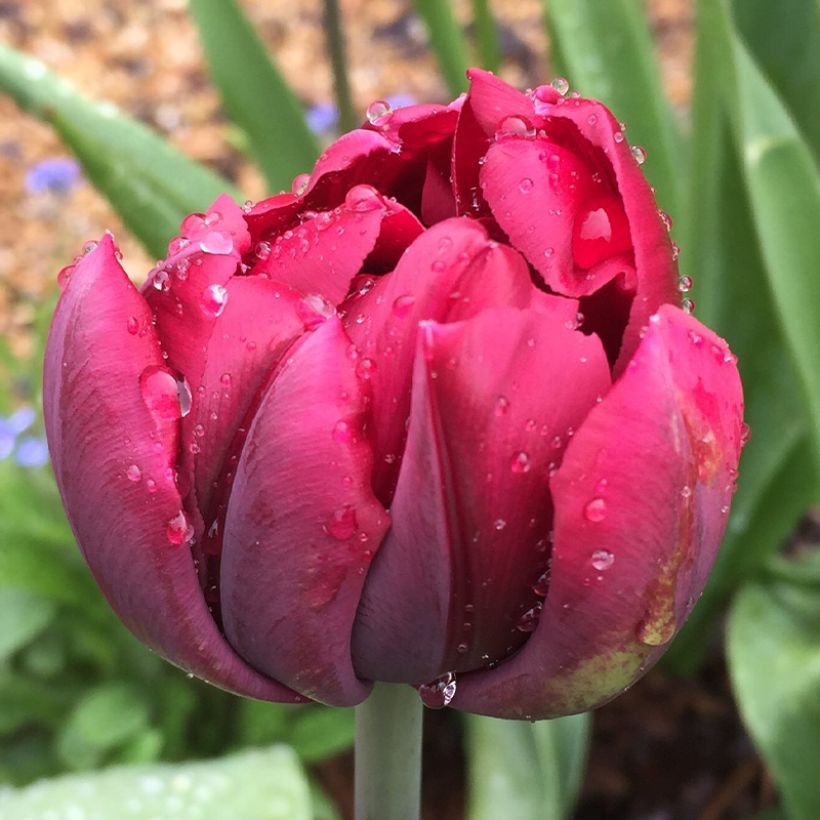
[189,0,320,192]
[728,551,820,820]
[0,746,312,819]
[544,0,682,217]
[413,0,471,96]
[466,713,590,820]
[0,45,237,258]
[472,0,501,72]
[708,0,820,466]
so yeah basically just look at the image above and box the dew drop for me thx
[740,421,751,446]
[366,99,393,127]
[494,395,510,416]
[551,76,570,96]
[324,506,358,540]
[583,497,608,522]
[291,173,311,196]
[630,145,647,165]
[495,115,535,140]
[166,510,194,545]
[677,275,693,293]
[254,241,272,261]
[516,602,543,632]
[201,283,229,316]
[418,672,457,709]
[332,419,353,443]
[345,184,383,212]
[198,232,234,255]
[392,294,416,318]
[494,518,507,531]
[140,366,192,420]
[126,464,142,482]
[127,315,140,335]
[356,357,377,379]
[532,569,550,597]
[510,451,531,474]
[518,177,534,194]
[590,548,614,571]
[682,298,695,314]
[298,293,336,329]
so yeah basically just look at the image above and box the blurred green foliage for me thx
[0,0,818,818]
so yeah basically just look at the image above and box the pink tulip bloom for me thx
[44,70,744,719]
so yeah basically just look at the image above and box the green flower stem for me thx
[322,0,357,133]
[354,683,423,820]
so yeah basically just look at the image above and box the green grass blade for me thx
[189,0,320,192]
[413,0,471,96]
[544,0,682,217]
[0,45,237,258]
[472,0,501,72]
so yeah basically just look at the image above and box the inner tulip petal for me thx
[220,318,390,706]
[451,306,743,719]
[351,306,610,684]
[44,235,303,704]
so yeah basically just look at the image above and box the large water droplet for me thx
[630,145,647,165]
[198,232,233,255]
[345,185,383,212]
[291,173,311,196]
[298,293,336,329]
[324,506,358,540]
[590,549,614,571]
[583,497,608,522]
[518,177,534,194]
[418,672,457,709]
[140,366,192,421]
[495,115,535,140]
[516,602,543,632]
[166,510,194,545]
[551,77,570,96]
[126,464,142,482]
[392,294,416,318]
[126,316,140,335]
[201,283,229,316]
[366,99,393,127]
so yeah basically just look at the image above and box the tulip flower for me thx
[44,69,744,727]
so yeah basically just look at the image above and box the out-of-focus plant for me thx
[0,0,817,817]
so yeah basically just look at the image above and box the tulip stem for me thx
[354,682,423,820]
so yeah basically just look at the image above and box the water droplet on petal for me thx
[291,173,311,196]
[392,294,416,318]
[255,241,272,261]
[298,293,336,329]
[201,283,229,316]
[494,395,510,416]
[551,76,570,96]
[198,232,233,255]
[630,145,647,165]
[140,366,192,420]
[419,672,457,709]
[583,497,608,522]
[518,177,534,194]
[126,464,142,482]
[356,357,377,379]
[495,115,535,140]
[682,298,695,314]
[127,316,140,335]
[324,506,358,540]
[591,549,614,571]
[677,275,693,293]
[345,184,383,212]
[510,451,531,474]
[516,602,543,632]
[166,510,194,545]
[740,422,752,446]
[366,99,393,127]
[494,518,507,531]
[532,569,550,597]
[332,419,354,443]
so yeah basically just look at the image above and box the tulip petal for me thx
[249,189,423,303]
[220,318,390,705]
[343,220,565,503]
[44,235,303,703]
[452,306,743,719]
[351,307,610,684]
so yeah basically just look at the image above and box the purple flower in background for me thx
[25,157,82,195]
[6,406,36,434]
[306,103,339,134]
[0,420,14,460]
[385,93,417,110]
[15,436,50,468]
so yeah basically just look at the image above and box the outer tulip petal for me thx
[351,307,610,684]
[343,220,565,502]
[452,306,743,719]
[220,318,390,705]
[249,188,423,303]
[44,236,303,703]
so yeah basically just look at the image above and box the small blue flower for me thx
[6,405,36,435]
[25,157,82,195]
[14,436,50,468]
[306,103,339,135]
[385,94,417,111]
[0,421,14,460]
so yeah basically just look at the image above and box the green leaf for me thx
[56,683,151,770]
[0,590,55,662]
[466,712,590,820]
[0,746,312,819]
[708,0,820,466]
[0,45,238,258]
[413,0,471,96]
[728,550,820,820]
[472,0,501,72]
[544,0,682,216]
[286,706,354,762]
[189,0,320,192]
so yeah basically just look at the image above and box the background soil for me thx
[0,1,780,818]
